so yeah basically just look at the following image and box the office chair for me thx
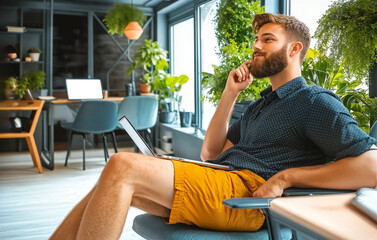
[117,96,158,152]
[61,100,118,170]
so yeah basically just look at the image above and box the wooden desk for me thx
[270,193,377,240]
[40,97,124,170]
[0,100,45,173]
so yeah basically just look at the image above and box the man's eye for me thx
[265,38,273,42]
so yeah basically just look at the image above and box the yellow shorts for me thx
[166,160,266,231]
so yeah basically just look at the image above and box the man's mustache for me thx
[252,51,267,59]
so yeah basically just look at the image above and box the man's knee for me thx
[103,152,139,180]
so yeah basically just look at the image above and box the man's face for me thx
[249,23,289,78]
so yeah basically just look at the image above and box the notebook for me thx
[66,79,103,100]
[118,116,229,170]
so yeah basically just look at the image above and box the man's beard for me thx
[250,45,289,78]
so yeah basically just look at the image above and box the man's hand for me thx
[225,60,254,96]
[252,170,291,198]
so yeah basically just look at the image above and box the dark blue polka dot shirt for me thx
[208,76,377,180]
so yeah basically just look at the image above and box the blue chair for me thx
[117,96,158,152]
[61,100,118,170]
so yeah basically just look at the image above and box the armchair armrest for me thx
[223,197,274,209]
[223,188,354,209]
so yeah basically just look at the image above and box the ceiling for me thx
[54,0,177,8]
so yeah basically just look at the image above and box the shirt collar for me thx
[260,76,307,99]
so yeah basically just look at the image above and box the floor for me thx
[0,147,153,240]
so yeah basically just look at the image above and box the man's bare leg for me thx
[51,186,171,240]
[50,187,97,239]
[76,152,175,239]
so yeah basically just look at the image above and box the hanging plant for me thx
[314,0,377,80]
[103,3,146,37]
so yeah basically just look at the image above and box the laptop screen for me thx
[66,79,103,100]
[118,116,155,156]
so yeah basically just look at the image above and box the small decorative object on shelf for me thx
[5,25,25,33]
[28,47,41,62]
[6,53,17,61]
[25,57,32,62]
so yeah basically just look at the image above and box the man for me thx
[51,13,377,239]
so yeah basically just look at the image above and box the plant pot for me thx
[29,53,40,62]
[139,83,151,93]
[179,111,192,127]
[159,112,175,124]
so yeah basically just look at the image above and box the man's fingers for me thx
[234,69,242,82]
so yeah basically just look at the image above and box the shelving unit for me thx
[0,7,46,82]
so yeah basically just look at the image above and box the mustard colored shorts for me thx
[166,160,266,231]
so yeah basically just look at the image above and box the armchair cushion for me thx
[132,213,292,240]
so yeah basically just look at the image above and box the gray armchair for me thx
[132,188,353,240]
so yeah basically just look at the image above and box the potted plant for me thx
[129,39,168,93]
[3,76,19,99]
[153,73,189,124]
[28,47,41,62]
[201,0,269,106]
[15,71,46,99]
[103,3,146,37]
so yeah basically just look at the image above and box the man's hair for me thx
[252,13,311,64]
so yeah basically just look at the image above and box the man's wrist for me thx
[279,168,294,189]
[222,88,239,100]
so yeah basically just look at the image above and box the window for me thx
[290,0,334,48]
[199,0,220,130]
[169,0,221,130]
[170,18,195,113]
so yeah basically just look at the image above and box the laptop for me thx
[118,116,229,170]
[352,188,377,223]
[66,79,103,100]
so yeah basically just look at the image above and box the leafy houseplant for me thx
[103,3,146,37]
[28,47,41,54]
[314,0,377,80]
[129,39,168,93]
[201,0,269,106]
[28,47,41,61]
[15,71,46,99]
[151,60,189,123]
[3,76,19,99]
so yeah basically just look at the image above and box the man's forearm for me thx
[253,149,377,197]
[285,150,377,190]
[201,89,238,160]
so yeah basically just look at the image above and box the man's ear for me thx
[289,42,303,57]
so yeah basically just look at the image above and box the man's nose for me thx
[253,41,262,51]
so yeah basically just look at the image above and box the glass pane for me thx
[290,0,334,48]
[200,0,220,130]
[171,18,195,113]
[53,14,88,90]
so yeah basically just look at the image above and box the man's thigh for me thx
[106,152,176,209]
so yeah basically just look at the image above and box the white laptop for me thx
[118,116,229,170]
[66,79,103,100]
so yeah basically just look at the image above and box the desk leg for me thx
[26,136,44,173]
[41,102,54,170]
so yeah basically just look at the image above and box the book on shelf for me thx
[5,26,25,33]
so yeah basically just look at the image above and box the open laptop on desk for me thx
[66,79,103,100]
[118,116,229,170]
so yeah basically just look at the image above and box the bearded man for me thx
[51,13,377,239]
